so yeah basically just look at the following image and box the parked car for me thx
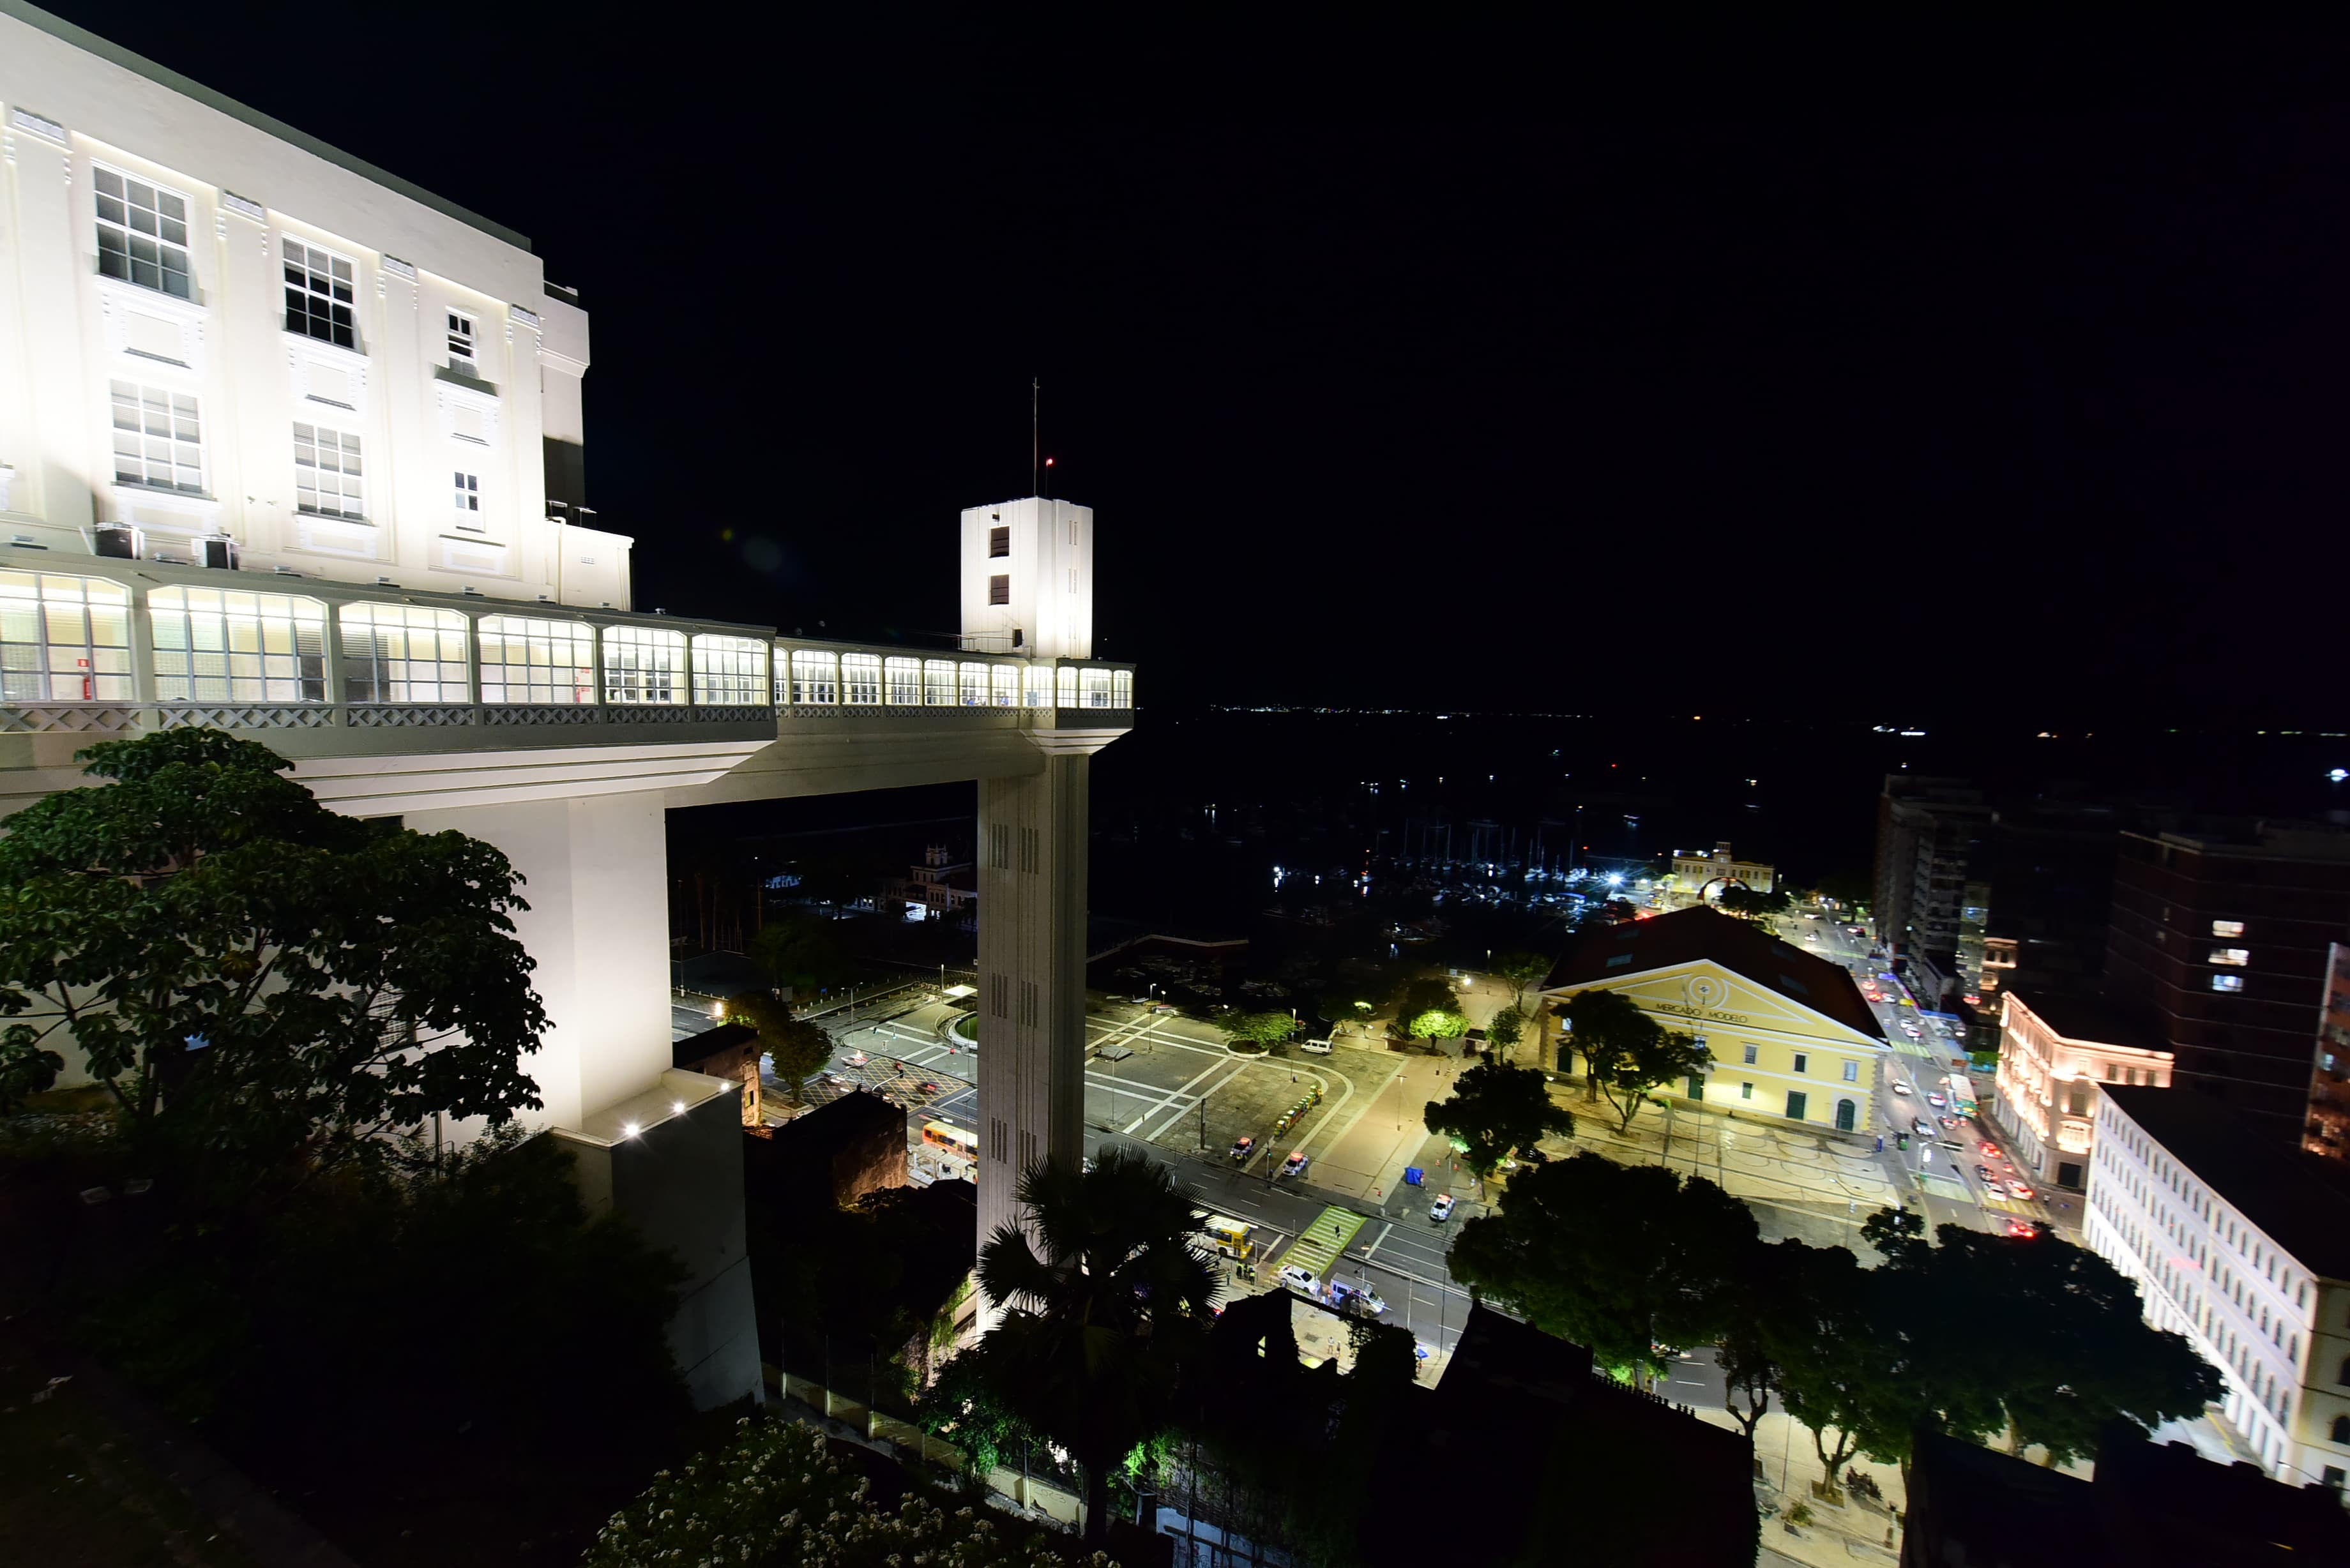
[1280,1151,1310,1179]
[1330,1281,1388,1318]
[1891,1080,1911,1096]
[844,1050,869,1067]
[1277,1264,1321,1295]
[1429,1193,1456,1222]
[1229,1136,1256,1163]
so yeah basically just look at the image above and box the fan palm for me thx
[973,1147,1218,1542]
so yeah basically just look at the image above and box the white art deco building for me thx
[0,0,1131,1401]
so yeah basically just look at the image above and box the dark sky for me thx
[50,7,2350,722]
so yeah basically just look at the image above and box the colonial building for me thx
[1661,841,1775,908]
[2085,1085,2350,1493]
[1536,906,1888,1135]
[1990,989,2172,1194]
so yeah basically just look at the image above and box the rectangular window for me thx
[602,626,686,704]
[1792,1052,1808,1074]
[339,603,468,703]
[1024,663,1053,706]
[1741,1043,1758,1065]
[923,658,957,706]
[2212,974,2245,993]
[1056,665,1078,707]
[2212,919,2245,938]
[884,656,922,706]
[991,663,1020,706]
[0,570,135,702]
[446,311,476,372]
[989,574,1010,605]
[959,661,989,705]
[476,614,595,704]
[1842,1059,1860,1082]
[989,525,1010,558]
[1786,1090,1808,1122]
[840,652,881,705]
[95,166,192,299]
[2210,948,2250,967]
[293,422,365,517]
[1741,1082,1753,1101]
[109,381,203,493]
[148,585,326,702]
[692,634,769,705]
[789,648,838,705]
[1081,667,1114,707]
[453,471,480,522]
[1112,669,1133,707]
[283,239,357,349]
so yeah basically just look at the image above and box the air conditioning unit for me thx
[195,535,239,570]
[95,523,144,559]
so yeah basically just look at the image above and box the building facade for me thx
[1989,989,2172,1193]
[2307,942,2350,1161]
[1872,776,1992,1009]
[2104,824,2350,1145]
[1664,841,1775,907]
[2084,1085,2350,1493]
[0,2,626,604]
[1538,907,1888,1135]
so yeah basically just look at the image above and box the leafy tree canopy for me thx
[1213,1009,1296,1052]
[1490,951,1550,1006]
[1559,990,1711,1131]
[1485,1004,1526,1059]
[1423,1062,1572,1189]
[725,990,831,1102]
[0,730,544,1195]
[747,909,851,997]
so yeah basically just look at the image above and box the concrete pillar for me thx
[974,748,1096,1258]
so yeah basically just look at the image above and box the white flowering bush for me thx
[584,1417,1118,1568]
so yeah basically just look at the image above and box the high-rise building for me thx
[1872,776,1991,1009]
[2305,942,2350,1161]
[2104,824,2350,1145]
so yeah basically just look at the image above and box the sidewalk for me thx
[1303,1039,1467,1207]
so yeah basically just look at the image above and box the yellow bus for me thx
[921,1120,977,1159]
[1201,1214,1255,1260]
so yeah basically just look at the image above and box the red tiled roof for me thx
[1542,905,1885,1041]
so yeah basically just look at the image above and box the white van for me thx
[1298,1037,1333,1055]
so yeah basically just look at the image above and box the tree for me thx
[1559,990,1712,1133]
[1764,1239,1921,1486]
[1485,1002,1526,1062]
[1402,1006,1469,1052]
[1717,885,1794,923]
[747,908,849,999]
[0,730,544,1193]
[724,990,832,1104]
[1213,1009,1295,1053]
[1423,1062,1572,1195]
[962,1149,1218,1543]
[1490,951,1550,1010]
[1391,975,1467,1051]
[1447,1152,1756,1388]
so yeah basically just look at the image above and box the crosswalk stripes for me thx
[1276,1205,1368,1280]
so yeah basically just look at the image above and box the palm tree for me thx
[970,1149,1218,1544]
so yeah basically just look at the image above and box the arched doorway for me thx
[1835,1097,1857,1132]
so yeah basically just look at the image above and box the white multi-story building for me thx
[2085,1083,2350,1495]
[0,0,628,604]
[1992,989,2174,1193]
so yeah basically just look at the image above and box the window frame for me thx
[452,468,481,527]
[338,602,469,704]
[0,570,135,702]
[109,379,204,494]
[690,634,769,705]
[884,656,922,706]
[789,648,839,705]
[293,421,366,519]
[148,585,328,703]
[446,310,478,373]
[93,163,193,300]
[922,658,957,706]
[840,652,881,706]
[476,614,597,705]
[601,625,687,705]
[282,236,360,350]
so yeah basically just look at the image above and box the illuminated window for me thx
[1112,669,1132,707]
[2213,974,2244,993]
[110,382,204,492]
[95,165,192,299]
[602,626,686,704]
[1024,663,1053,706]
[0,571,133,702]
[1741,1043,1758,1065]
[959,662,989,705]
[149,586,325,702]
[1081,667,1114,707]
[884,657,921,705]
[2210,949,2250,967]
[991,663,1020,706]
[923,659,957,705]
[1842,1059,1860,1082]
[1056,665,1077,708]
[283,237,356,349]
[787,648,838,705]
[841,652,881,705]
[2212,920,2245,938]
[477,615,595,704]
[693,635,769,705]
[338,603,467,702]
[293,422,365,517]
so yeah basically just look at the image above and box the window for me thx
[1741,1082,1753,1100]
[1792,1052,1809,1074]
[2213,974,2245,993]
[2335,1415,2350,1445]
[991,663,1020,706]
[293,423,365,518]
[692,635,769,705]
[1843,1059,1860,1082]
[1786,1090,1808,1121]
[2210,948,2250,967]
[109,381,203,492]
[1080,667,1114,707]
[1112,669,1132,707]
[923,659,957,706]
[1741,1043,1758,1065]
[789,649,838,705]
[1603,954,1632,969]
[453,471,480,523]
[957,661,989,705]
[477,615,595,704]
[148,586,325,702]
[338,603,467,703]
[884,656,921,705]
[95,166,192,299]
[2212,920,2245,938]
[989,525,1010,558]
[989,574,1010,605]
[2340,1354,2350,1387]
[0,571,133,702]
[841,652,881,705]
[602,626,685,704]
[1024,663,1053,706]
[1056,666,1078,707]
[283,239,357,348]
[446,312,476,372]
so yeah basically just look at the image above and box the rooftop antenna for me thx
[1031,376,1040,497]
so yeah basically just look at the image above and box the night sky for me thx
[49,8,2350,723]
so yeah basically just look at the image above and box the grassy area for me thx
[0,1325,262,1568]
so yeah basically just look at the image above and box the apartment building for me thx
[1990,988,2171,1193]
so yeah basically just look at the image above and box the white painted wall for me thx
[960,496,1093,658]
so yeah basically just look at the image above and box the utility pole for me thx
[1031,377,1040,495]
